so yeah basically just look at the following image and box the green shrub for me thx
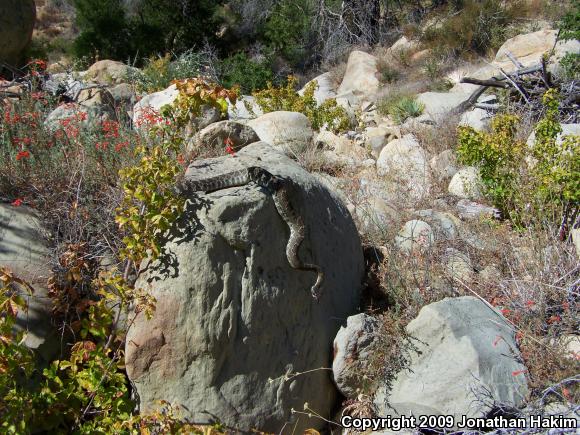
[377,94,424,124]
[377,58,401,84]
[457,114,524,215]
[72,0,226,62]
[531,89,579,205]
[261,0,314,66]
[253,76,350,132]
[73,0,131,60]
[457,89,579,223]
[219,52,274,93]
[557,1,580,79]
[421,0,521,57]
[128,50,219,93]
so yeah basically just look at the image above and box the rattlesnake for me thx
[176,166,324,300]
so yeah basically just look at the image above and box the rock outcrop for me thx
[125,142,364,433]
[336,51,380,105]
[374,297,529,426]
[0,204,59,362]
[248,111,314,153]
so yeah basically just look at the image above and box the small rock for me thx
[316,130,366,161]
[298,72,337,106]
[332,314,380,398]
[355,197,400,238]
[456,199,500,220]
[430,149,458,180]
[188,120,259,154]
[460,108,491,131]
[448,167,483,200]
[556,335,580,361]
[444,248,474,282]
[76,87,117,119]
[395,220,434,254]
[415,209,460,240]
[133,84,179,127]
[44,104,101,132]
[365,126,401,158]
[478,264,502,283]
[228,95,263,120]
[572,227,580,258]
[417,91,471,121]
[526,123,580,148]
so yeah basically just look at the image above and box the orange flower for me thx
[16,151,30,160]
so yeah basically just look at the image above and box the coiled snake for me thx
[176,167,324,300]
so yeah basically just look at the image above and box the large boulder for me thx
[336,51,380,105]
[417,91,471,120]
[376,134,432,200]
[76,87,117,119]
[133,84,179,126]
[448,167,483,200]
[374,297,529,426]
[0,0,36,68]
[85,60,138,85]
[0,204,59,362]
[248,111,314,153]
[299,72,337,106]
[125,142,364,433]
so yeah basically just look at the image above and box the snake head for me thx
[247,166,283,191]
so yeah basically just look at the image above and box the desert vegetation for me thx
[0,0,578,433]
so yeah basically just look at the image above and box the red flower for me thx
[11,198,23,207]
[16,151,30,160]
[512,370,526,377]
[225,145,235,155]
[500,308,510,316]
[114,141,129,152]
[525,300,535,308]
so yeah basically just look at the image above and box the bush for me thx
[73,0,131,60]
[421,0,521,57]
[377,93,424,124]
[72,0,226,62]
[457,114,524,216]
[252,76,350,132]
[557,1,580,79]
[0,78,241,431]
[457,89,579,223]
[129,50,219,93]
[219,52,274,93]
[261,0,314,66]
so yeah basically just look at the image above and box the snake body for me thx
[178,166,324,300]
